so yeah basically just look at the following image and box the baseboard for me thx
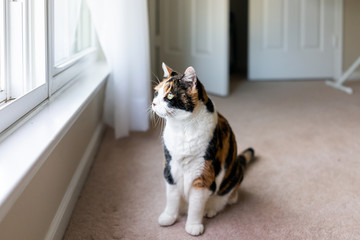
[45,123,106,240]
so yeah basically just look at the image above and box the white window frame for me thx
[48,0,97,94]
[0,0,48,134]
[0,0,7,103]
[0,0,98,134]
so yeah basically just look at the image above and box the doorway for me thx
[229,0,248,78]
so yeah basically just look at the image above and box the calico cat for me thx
[152,63,255,236]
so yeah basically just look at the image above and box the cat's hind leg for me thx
[204,194,229,218]
[179,197,188,216]
[227,188,239,205]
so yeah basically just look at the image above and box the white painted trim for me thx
[47,0,98,95]
[0,1,6,103]
[51,51,97,94]
[0,62,109,222]
[0,83,48,133]
[0,0,48,134]
[45,123,106,240]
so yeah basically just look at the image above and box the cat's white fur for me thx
[153,70,237,235]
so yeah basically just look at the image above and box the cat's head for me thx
[152,63,213,120]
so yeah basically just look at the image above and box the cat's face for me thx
[152,63,199,120]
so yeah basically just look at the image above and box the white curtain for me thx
[87,0,150,138]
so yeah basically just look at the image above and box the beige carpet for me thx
[63,80,360,240]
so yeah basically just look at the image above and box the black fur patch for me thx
[165,80,195,112]
[196,79,214,113]
[213,158,221,177]
[217,126,223,149]
[204,125,219,161]
[166,94,194,112]
[224,132,234,169]
[238,155,247,167]
[218,160,243,196]
[210,181,216,193]
[206,98,214,113]
[164,144,171,163]
[166,77,175,83]
[196,80,205,101]
[163,145,175,185]
[164,166,174,185]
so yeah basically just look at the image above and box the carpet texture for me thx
[63,80,360,240]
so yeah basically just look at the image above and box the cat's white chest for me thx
[162,110,217,199]
[164,126,207,158]
[163,113,216,160]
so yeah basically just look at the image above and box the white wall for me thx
[0,85,105,240]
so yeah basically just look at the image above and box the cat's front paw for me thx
[158,212,177,226]
[185,223,204,236]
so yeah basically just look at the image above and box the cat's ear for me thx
[183,66,197,84]
[162,62,174,78]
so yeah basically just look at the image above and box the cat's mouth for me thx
[152,106,167,118]
[152,106,175,119]
[154,111,166,118]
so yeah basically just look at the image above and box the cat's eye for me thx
[167,93,174,100]
[154,91,158,97]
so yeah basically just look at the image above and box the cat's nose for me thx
[152,102,156,107]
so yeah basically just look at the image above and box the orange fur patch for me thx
[192,161,215,189]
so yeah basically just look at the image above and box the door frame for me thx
[148,0,160,79]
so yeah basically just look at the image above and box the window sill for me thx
[0,61,110,222]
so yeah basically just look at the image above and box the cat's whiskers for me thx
[167,109,176,118]
[147,105,157,127]
[152,73,161,84]
[151,79,159,86]
[148,105,166,136]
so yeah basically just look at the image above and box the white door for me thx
[249,0,338,80]
[159,0,229,96]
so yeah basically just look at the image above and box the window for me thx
[50,0,96,93]
[53,0,94,67]
[0,0,96,134]
[0,1,5,103]
[0,0,47,134]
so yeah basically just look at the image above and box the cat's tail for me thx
[238,148,255,168]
